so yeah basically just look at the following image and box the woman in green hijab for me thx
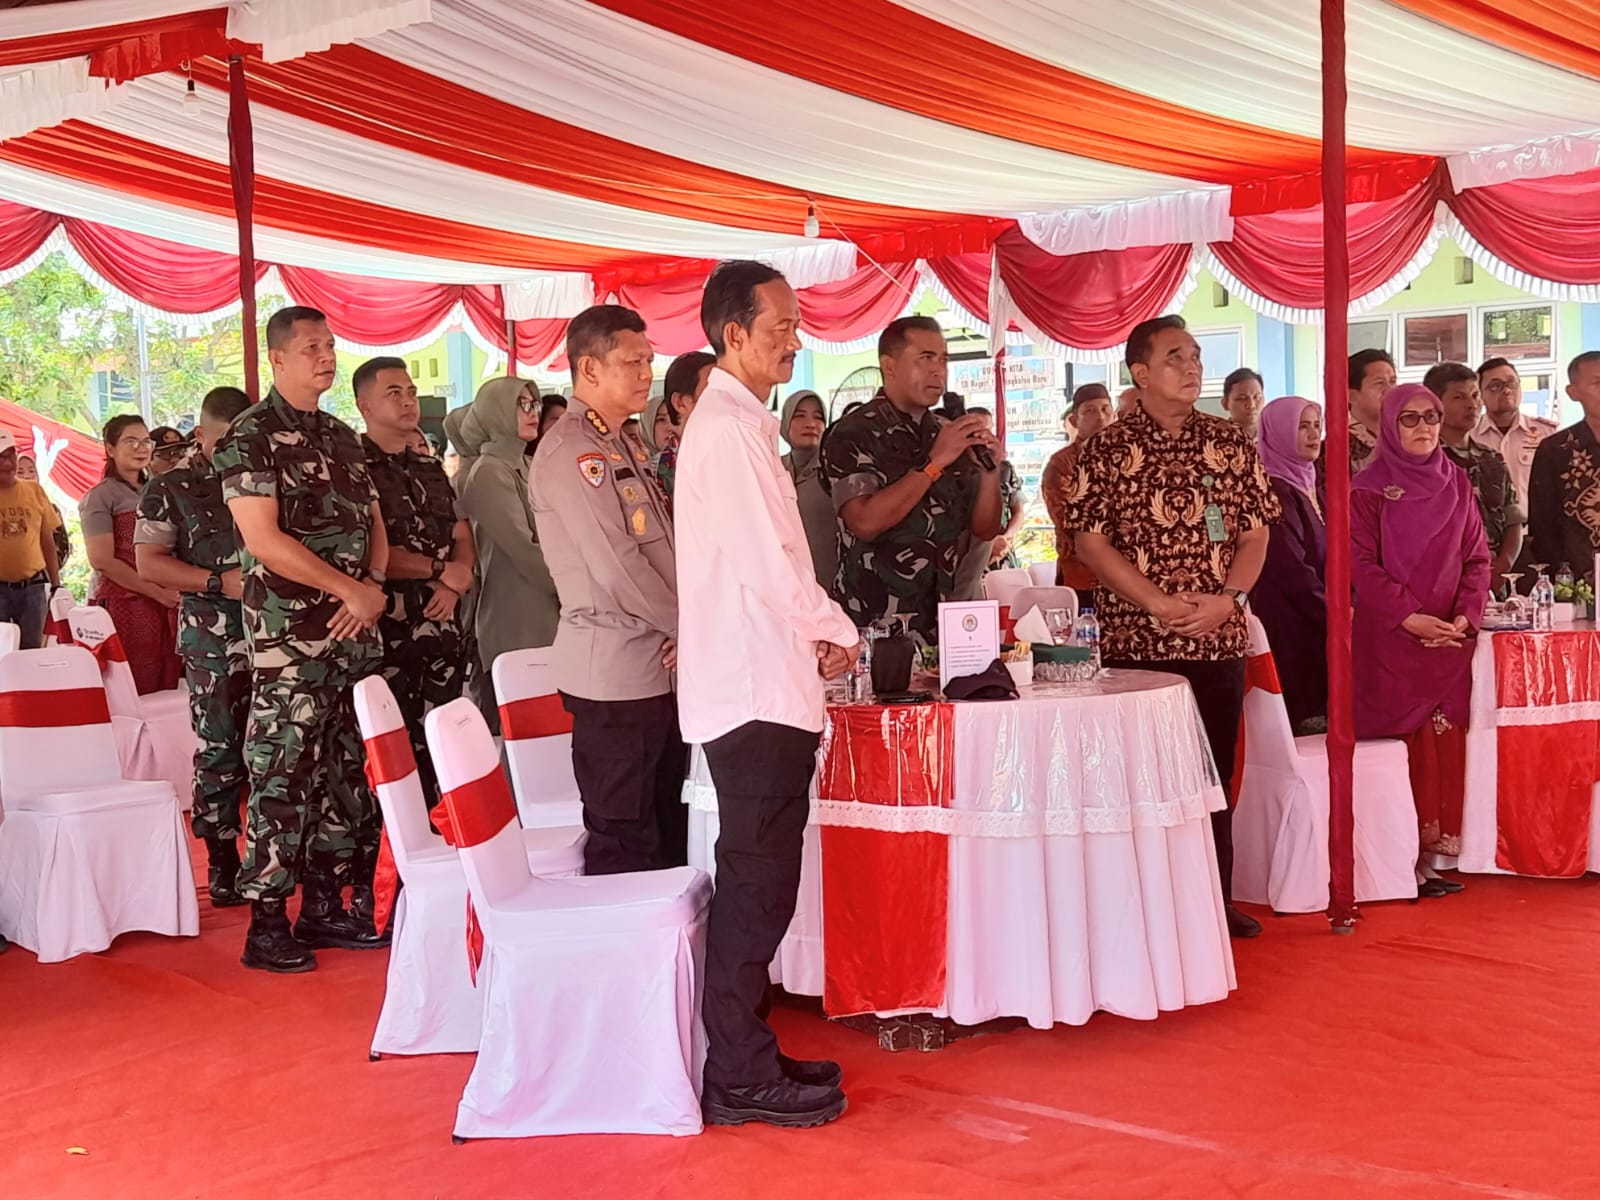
[449,377,561,684]
[779,389,837,589]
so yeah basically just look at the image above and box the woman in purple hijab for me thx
[1252,396,1328,731]
[1352,383,1491,893]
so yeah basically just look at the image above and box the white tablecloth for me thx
[685,671,1236,1029]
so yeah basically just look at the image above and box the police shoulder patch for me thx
[577,452,606,488]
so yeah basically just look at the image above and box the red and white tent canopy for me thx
[2,0,1599,365]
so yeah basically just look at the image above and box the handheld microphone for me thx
[941,390,996,471]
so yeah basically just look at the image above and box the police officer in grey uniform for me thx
[529,305,686,874]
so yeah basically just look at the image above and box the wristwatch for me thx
[1224,587,1249,611]
[206,571,223,595]
[919,460,943,483]
[370,568,387,585]
[429,558,445,582]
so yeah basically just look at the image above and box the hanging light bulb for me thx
[183,78,201,116]
[803,203,820,239]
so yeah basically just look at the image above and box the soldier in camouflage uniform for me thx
[354,357,474,812]
[1428,361,1527,582]
[134,386,255,908]
[821,316,1003,640]
[213,306,391,974]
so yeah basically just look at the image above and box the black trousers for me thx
[562,692,689,875]
[1104,657,1246,901]
[701,721,820,1088]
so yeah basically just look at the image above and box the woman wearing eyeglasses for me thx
[448,378,561,709]
[1352,383,1491,894]
[79,414,183,693]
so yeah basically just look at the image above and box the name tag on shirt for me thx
[1204,504,1227,543]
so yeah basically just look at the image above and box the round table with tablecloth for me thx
[684,670,1236,1030]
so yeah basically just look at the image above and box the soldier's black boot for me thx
[293,879,389,950]
[204,836,246,908]
[241,898,316,973]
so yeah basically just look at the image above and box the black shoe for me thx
[293,883,390,950]
[1225,904,1262,939]
[204,837,246,908]
[1433,876,1465,894]
[0,932,9,953]
[778,1054,843,1090]
[241,899,316,973]
[703,1079,847,1129]
[1417,878,1450,899]
[349,883,376,926]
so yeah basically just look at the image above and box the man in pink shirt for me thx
[675,260,860,1130]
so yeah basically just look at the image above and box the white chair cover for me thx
[356,678,586,1058]
[1231,616,1420,912]
[1028,561,1057,587]
[491,648,584,831]
[0,622,19,657]
[45,586,75,646]
[0,646,197,961]
[425,698,711,1139]
[982,567,1032,611]
[67,604,196,808]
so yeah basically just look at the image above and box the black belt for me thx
[0,572,47,590]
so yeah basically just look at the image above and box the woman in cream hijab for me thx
[449,377,561,689]
[780,389,837,588]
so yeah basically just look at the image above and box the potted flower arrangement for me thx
[1554,578,1596,621]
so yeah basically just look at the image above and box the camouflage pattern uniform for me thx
[362,434,470,804]
[820,389,979,640]
[134,452,248,841]
[212,389,383,901]
[1443,440,1524,561]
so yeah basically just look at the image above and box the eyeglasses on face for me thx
[1396,409,1443,429]
[516,398,540,414]
[118,437,156,449]
[1483,380,1517,395]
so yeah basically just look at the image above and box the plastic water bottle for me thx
[1532,571,1556,632]
[849,639,873,703]
[1074,608,1102,675]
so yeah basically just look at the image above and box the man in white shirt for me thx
[675,260,859,1130]
[1474,356,1557,504]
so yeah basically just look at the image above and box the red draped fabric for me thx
[277,267,466,347]
[0,687,111,728]
[498,693,574,741]
[0,11,235,77]
[1451,166,1600,286]
[927,253,994,323]
[0,398,106,502]
[799,261,920,343]
[1211,169,1444,310]
[616,273,711,357]
[995,228,1194,350]
[0,200,57,271]
[66,218,265,314]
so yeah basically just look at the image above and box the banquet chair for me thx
[0,621,19,658]
[982,567,1032,612]
[1010,586,1079,627]
[1028,561,1057,587]
[492,648,584,830]
[355,678,588,1059]
[45,586,74,646]
[426,697,711,1139]
[67,604,197,807]
[0,645,197,961]
[1231,616,1420,912]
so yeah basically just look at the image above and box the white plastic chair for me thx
[68,604,197,808]
[0,645,197,961]
[354,677,587,1059]
[45,586,75,646]
[1010,586,1079,627]
[0,622,19,658]
[492,648,584,830]
[982,567,1032,612]
[426,697,712,1139]
[1231,615,1420,912]
[1028,561,1057,587]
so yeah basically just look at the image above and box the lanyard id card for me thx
[1204,503,1227,542]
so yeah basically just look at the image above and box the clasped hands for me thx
[1402,612,1471,648]
[1152,592,1236,637]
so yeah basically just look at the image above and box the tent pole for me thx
[227,55,259,402]
[992,347,1006,451]
[1321,0,1357,934]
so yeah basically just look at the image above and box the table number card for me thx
[938,600,1000,690]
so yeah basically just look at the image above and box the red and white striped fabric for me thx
[1,1,1599,365]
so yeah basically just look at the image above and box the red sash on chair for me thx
[498,693,573,740]
[45,612,72,647]
[437,767,520,984]
[75,630,129,670]
[1232,650,1283,804]
[0,686,111,728]
[363,727,420,936]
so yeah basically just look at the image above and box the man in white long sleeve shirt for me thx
[675,260,860,1130]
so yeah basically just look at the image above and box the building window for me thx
[1403,313,1469,367]
[1193,329,1243,380]
[1349,319,1390,355]
[1483,306,1553,362]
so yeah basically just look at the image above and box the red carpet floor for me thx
[5,866,1600,1200]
